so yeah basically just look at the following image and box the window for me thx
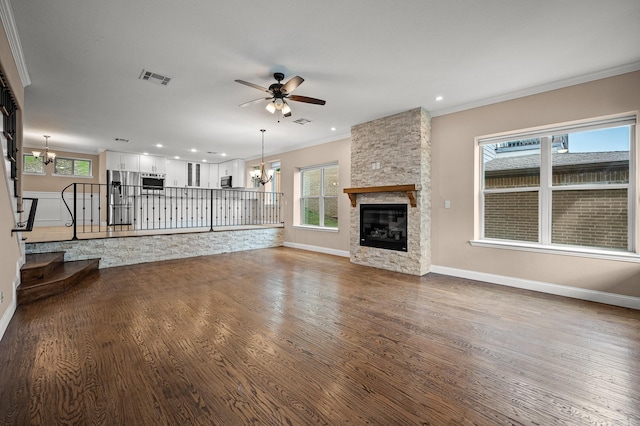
[54,157,92,177]
[479,115,636,254]
[23,154,45,174]
[301,163,339,228]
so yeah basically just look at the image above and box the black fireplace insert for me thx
[360,204,407,252]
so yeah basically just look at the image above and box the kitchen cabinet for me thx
[106,151,140,172]
[187,161,210,188]
[139,155,167,174]
[208,163,219,189]
[218,159,246,188]
[166,159,186,187]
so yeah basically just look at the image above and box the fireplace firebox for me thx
[360,204,407,252]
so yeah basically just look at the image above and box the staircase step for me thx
[21,252,66,285]
[17,259,100,305]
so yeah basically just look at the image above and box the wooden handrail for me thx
[343,184,419,207]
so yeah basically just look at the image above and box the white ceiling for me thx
[10,0,640,163]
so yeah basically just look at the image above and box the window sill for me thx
[293,225,339,233]
[23,171,46,176]
[52,174,94,178]
[469,239,640,263]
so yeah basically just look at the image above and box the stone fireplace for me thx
[346,108,431,275]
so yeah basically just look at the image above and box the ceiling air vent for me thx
[114,137,130,143]
[293,118,312,125]
[139,69,172,86]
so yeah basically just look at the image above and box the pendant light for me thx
[250,129,273,186]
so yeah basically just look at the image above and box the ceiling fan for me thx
[235,72,326,118]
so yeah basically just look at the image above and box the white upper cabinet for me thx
[186,161,210,188]
[208,163,220,189]
[139,155,167,174]
[166,159,186,187]
[106,151,140,171]
[218,159,246,188]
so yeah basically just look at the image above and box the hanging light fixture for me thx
[32,135,56,165]
[250,129,273,186]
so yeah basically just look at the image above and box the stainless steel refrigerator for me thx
[107,170,140,226]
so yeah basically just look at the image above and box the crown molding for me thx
[0,0,31,87]
[430,61,640,118]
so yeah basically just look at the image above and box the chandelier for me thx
[32,135,56,165]
[250,129,273,186]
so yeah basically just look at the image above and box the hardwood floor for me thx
[1,248,638,425]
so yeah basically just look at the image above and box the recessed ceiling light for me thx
[221,153,227,157]
[202,159,207,162]
[156,143,163,148]
[143,152,149,156]
[435,95,444,101]
[174,156,180,159]
[190,148,196,152]
[331,127,336,131]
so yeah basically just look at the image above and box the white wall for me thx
[431,71,640,301]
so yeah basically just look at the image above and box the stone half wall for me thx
[349,108,431,276]
[25,227,284,269]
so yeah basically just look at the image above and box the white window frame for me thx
[473,113,639,261]
[53,156,93,178]
[300,163,338,229]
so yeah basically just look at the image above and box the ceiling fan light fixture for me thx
[274,98,284,110]
[281,102,291,115]
[265,102,276,114]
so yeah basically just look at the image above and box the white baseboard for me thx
[0,295,16,342]
[0,259,20,342]
[283,242,350,258]
[430,265,640,310]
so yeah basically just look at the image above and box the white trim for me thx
[430,265,640,310]
[52,174,94,179]
[469,239,640,263]
[283,241,349,258]
[0,258,20,342]
[0,0,31,87]
[0,295,16,342]
[478,114,636,145]
[430,62,640,118]
[292,225,339,233]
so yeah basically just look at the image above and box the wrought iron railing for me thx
[61,183,283,239]
[11,197,38,234]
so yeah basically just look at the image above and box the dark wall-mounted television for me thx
[220,176,232,188]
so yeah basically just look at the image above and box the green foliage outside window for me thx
[301,164,338,228]
[23,155,44,174]
[54,158,92,177]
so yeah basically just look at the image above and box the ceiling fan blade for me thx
[281,76,304,94]
[239,97,271,107]
[288,95,326,105]
[235,79,270,93]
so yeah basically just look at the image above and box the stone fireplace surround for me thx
[347,108,431,276]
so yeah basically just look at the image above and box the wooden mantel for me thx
[343,184,419,207]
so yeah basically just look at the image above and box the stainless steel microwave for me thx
[141,173,165,190]
[220,176,232,188]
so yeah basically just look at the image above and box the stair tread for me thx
[22,252,65,271]
[19,259,100,290]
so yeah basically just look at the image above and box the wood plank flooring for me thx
[1,247,639,425]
